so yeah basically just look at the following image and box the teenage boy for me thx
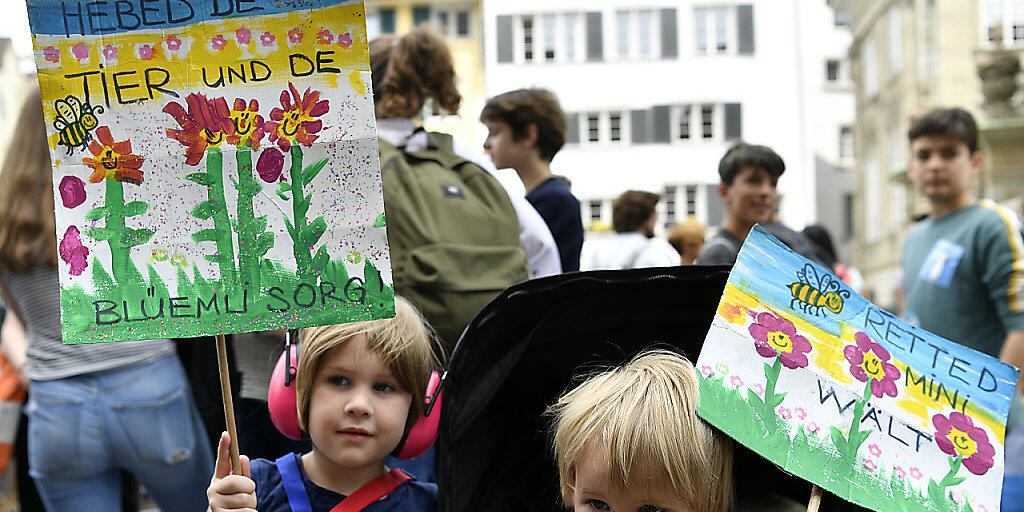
[697,142,825,265]
[481,88,584,272]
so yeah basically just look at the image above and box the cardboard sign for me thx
[696,226,1019,512]
[26,0,395,343]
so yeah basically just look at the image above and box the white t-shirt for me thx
[376,118,561,278]
[581,232,680,271]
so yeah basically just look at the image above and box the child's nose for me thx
[344,389,373,417]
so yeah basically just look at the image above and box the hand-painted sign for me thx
[26,0,394,343]
[696,226,1019,512]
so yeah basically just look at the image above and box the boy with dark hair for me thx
[481,88,584,272]
[581,191,678,270]
[900,107,1024,510]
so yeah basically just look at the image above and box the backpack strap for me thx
[276,454,314,512]
[329,469,412,512]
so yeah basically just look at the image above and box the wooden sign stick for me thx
[215,333,242,474]
[806,485,823,512]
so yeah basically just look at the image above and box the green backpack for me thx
[378,131,529,352]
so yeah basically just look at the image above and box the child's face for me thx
[306,334,413,473]
[907,134,980,206]
[719,165,778,228]
[482,119,532,170]
[569,444,690,512]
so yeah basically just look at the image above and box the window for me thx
[434,8,473,39]
[919,0,936,81]
[589,200,603,222]
[890,183,907,231]
[835,11,852,27]
[714,7,728,52]
[701,105,714,139]
[609,112,622,142]
[523,16,534,61]
[888,7,902,76]
[826,59,841,82]
[839,125,853,160]
[456,10,471,37]
[685,185,698,217]
[436,11,450,34]
[617,10,631,58]
[413,6,431,26]
[664,186,677,222]
[695,6,753,55]
[981,0,1024,46]
[587,113,600,142]
[677,105,691,140]
[862,36,878,97]
[565,14,578,61]
[638,10,653,57]
[543,14,557,61]
[380,9,396,34]
[843,193,854,238]
[889,121,905,170]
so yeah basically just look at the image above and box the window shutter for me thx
[380,8,396,34]
[586,12,604,62]
[631,109,651,143]
[724,103,742,140]
[413,6,431,26]
[737,5,755,54]
[566,113,580,144]
[652,105,671,143]
[706,184,724,226]
[660,8,678,59]
[496,15,514,63]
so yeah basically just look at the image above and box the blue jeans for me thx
[26,354,214,512]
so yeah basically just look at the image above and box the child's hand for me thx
[207,432,257,512]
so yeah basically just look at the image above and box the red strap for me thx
[329,469,412,512]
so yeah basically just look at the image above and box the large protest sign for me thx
[697,226,1019,512]
[25,0,394,344]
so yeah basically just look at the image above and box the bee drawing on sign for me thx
[788,263,849,316]
[53,95,104,155]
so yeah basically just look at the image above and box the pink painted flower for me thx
[59,226,89,276]
[868,444,882,457]
[843,331,901,398]
[43,46,60,63]
[729,375,743,388]
[794,407,807,420]
[235,26,252,45]
[805,422,820,435]
[933,412,995,476]
[137,44,154,60]
[700,365,713,377]
[748,311,813,369]
[260,32,276,47]
[102,45,117,61]
[751,383,765,397]
[338,32,352,48]
[71,43,90,61]
[950,490,963,505]
[165,35,182,51]
[893,466,907,480]
[317,28,333,44]
[910,467,923,480]
[979,505,989,512]
[777,407,792,420]
[211,35,227,50]
[59,176,86,208]
[862,458,876,473]
[288,27,303,44]
[256,147,285,183]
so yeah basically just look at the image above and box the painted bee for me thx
[788,263,850,316]
[53,95,103,155]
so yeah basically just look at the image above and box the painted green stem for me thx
[289,145,313,278]
[207,148,237,284]
[841,380,874,461]
[235,150,258,288]
[104,178,129,285]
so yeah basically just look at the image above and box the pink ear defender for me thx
[266,326,447,459]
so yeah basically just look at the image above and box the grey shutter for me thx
[724,103,742,140]
[566,113,580,144]
[497,15,514,63]
[737,5,754,54]
[660,8,678,59]
[631,109,651,143]
[652,105,671,143]
[586,12,603,62]
[706,184,724,226]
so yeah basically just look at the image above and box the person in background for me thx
[668,217,707,265]
[801,224,864,294]
[0,89,213,511]
[581,191,679,271]
[481,88,584,272]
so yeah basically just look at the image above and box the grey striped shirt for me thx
[2,267,174,381]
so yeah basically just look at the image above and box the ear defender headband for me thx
[267,325,447,460]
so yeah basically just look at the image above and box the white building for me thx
[1,38,30,162]
[481,0,856,259]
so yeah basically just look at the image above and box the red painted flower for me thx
[43,46,60,63]
[265,83,329,151]
[137,44,154,60]
[226,98,265,149]
[82,126,144,184]
[338,32,352,48]
[59,226,89,276]
[165,35,182,51]
[71,43,90,61]
[748,311,812,369]
[163,94,235,166]
[260,32,276,47]
[288,27,303,44]
[211,35,227,50]
[317,29,333,44]
[933,412,995,476]
[843,331,901,398]
[236,26,252,45]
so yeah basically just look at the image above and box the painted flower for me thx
[805,422,820,435]
[719,302,748,325]
[862,458,876,473]
[751,383,764,397]
[137,44,154,60]
[933,412,995,476]
[163,94,235,166]
[82,126,144,184]
[71,43,90,61]
[236,26,252,45]
[43,46,60,63]
[227,98,265,149]
[910,467,923,480]
[102,45,117,61]
[778,407,792,420]
[170,254,188,267]
[700,365,713,377]
[748,311,812,369]
[256,147,285,182]
[211,35,227,50]
[59,226,89,276]
[260,32,276,47]
[843,331,901,398]
[151,249,169,262]
[318,29,334,44]
[715,363,729,376]
[794,407,807,420]
[950,490,963,505]
[868,444,882,457]
[288,27,303,44]
[59,175,86,208]
[165,35,182,51]
[338,32,352,48]
[893,466,907,480]
[346,250,362,264]
[265,82,329,151]
[729,375,743,388]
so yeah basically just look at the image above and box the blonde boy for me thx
[548,350,733,512]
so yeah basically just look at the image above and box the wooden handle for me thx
[215,334,241,474]
[807,485,823,512]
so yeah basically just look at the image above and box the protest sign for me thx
[25,0,394,344]
[696,226,1019,512]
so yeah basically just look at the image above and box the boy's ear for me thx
[717,182,731,203]
[970,150,983,174]
[523,123,540,148]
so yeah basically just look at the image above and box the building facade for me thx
[481,0,855,252]
[0,38,29,162]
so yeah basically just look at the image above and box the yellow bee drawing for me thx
[53,95,103,155]
[788,263,849,316]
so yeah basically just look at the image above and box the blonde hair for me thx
[668,218,707,254]
[548,350,733,512]
[296,296,439,433]
[0,86,58,273]
[369,28,461,119]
